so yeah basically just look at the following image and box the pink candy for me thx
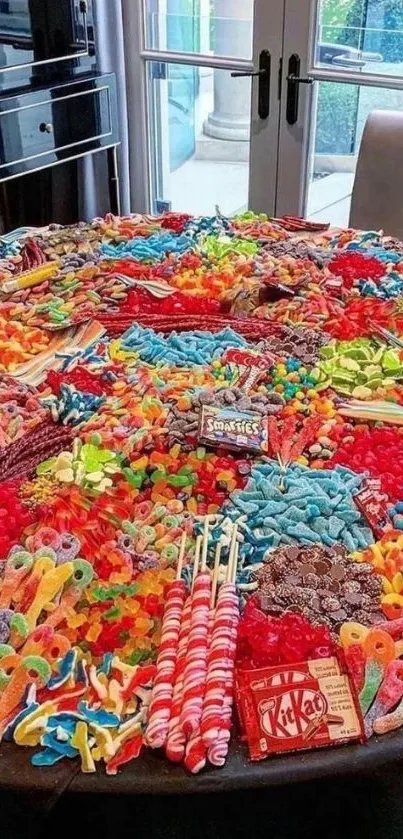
[145,579,186,749]
[179,573,211,738]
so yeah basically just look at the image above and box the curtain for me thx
[79,0,131,219]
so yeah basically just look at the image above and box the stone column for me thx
[203,0,253,143]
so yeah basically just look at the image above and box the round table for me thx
[2,734,403,839]
[1,730,403,796]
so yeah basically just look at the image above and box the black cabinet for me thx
[0,0,120,231]
[0,0,96,87]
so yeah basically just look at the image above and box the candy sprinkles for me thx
[5,212,403,775]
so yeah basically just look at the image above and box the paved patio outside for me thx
[169,158,354,226]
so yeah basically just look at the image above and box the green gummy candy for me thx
[10,613,29,638]
[339,357,360,372]
[122,468,144,488]
[161,544,179,563]
[364,364,383,379]
[383,349,401,370]
[320,344,338,359]
[0,671,10,689]
[21,656,51,686]
[36,458,56,475]
[9,552,33,571]
[122,520,138,536]
[343,347,370,361]
[70,559,93,589]
[167,475,191,487]
[359,659,383,716]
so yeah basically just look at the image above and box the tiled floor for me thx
[169,157,354,226]
[169,157,249,217]
[307,173,355,227]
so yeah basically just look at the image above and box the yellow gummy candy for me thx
[382,593,403,606]
[71,721,95,773]
[89,722,115,760]
[89,665,108,700]
[339,621,369,648]
[393,572,403,594]
[14,701,57,746]
[108,678,124,716]
[382,576,394,594]
[67,612,87,629]
[86,622,102,643]
[370,543,385,566]
[25,563,74,631]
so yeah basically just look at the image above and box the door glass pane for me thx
[147,61,251,215]
[306,80,403,226]
[315,0,403,77]
[144,0,254,60]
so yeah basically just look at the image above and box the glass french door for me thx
[278,0,403,226]
[123,0,285,216]
[123,0,403,222]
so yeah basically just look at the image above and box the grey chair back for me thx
[349,109,403,237]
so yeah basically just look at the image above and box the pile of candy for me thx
[252,543,383,633]
[315,338,403,399]
[4,210,403,776]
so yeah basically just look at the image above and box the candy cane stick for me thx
[165,594,192,762]
[184,533,222,774]
[145,532,187,749]
[200,525,238,748]
[180,526,211,739]
[165,535,202,763]
[207,543,239,767]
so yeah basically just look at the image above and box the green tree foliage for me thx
[339,0,403,60]
[315,83,359,154]
[319,0,354,44]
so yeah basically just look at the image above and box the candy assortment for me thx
[4,210,403,777]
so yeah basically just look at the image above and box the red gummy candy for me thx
[328,252,385,291]
[0,481,35,558]
[237,600,335,669]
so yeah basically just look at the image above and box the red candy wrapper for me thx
[235,660,365,760]
[354,478,393,538]
[221,348,277,392]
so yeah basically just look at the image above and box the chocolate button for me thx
[284,575,302,586]
[300,563,315,576]
[330,564,346,581]
[344,592,362,605]
[285,547,301,561]
[315,560,331,575]
[331,609,347,622]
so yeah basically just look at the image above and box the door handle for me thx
[286,75,314,84]
[286,54,313,125]
[231,49,271,120]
